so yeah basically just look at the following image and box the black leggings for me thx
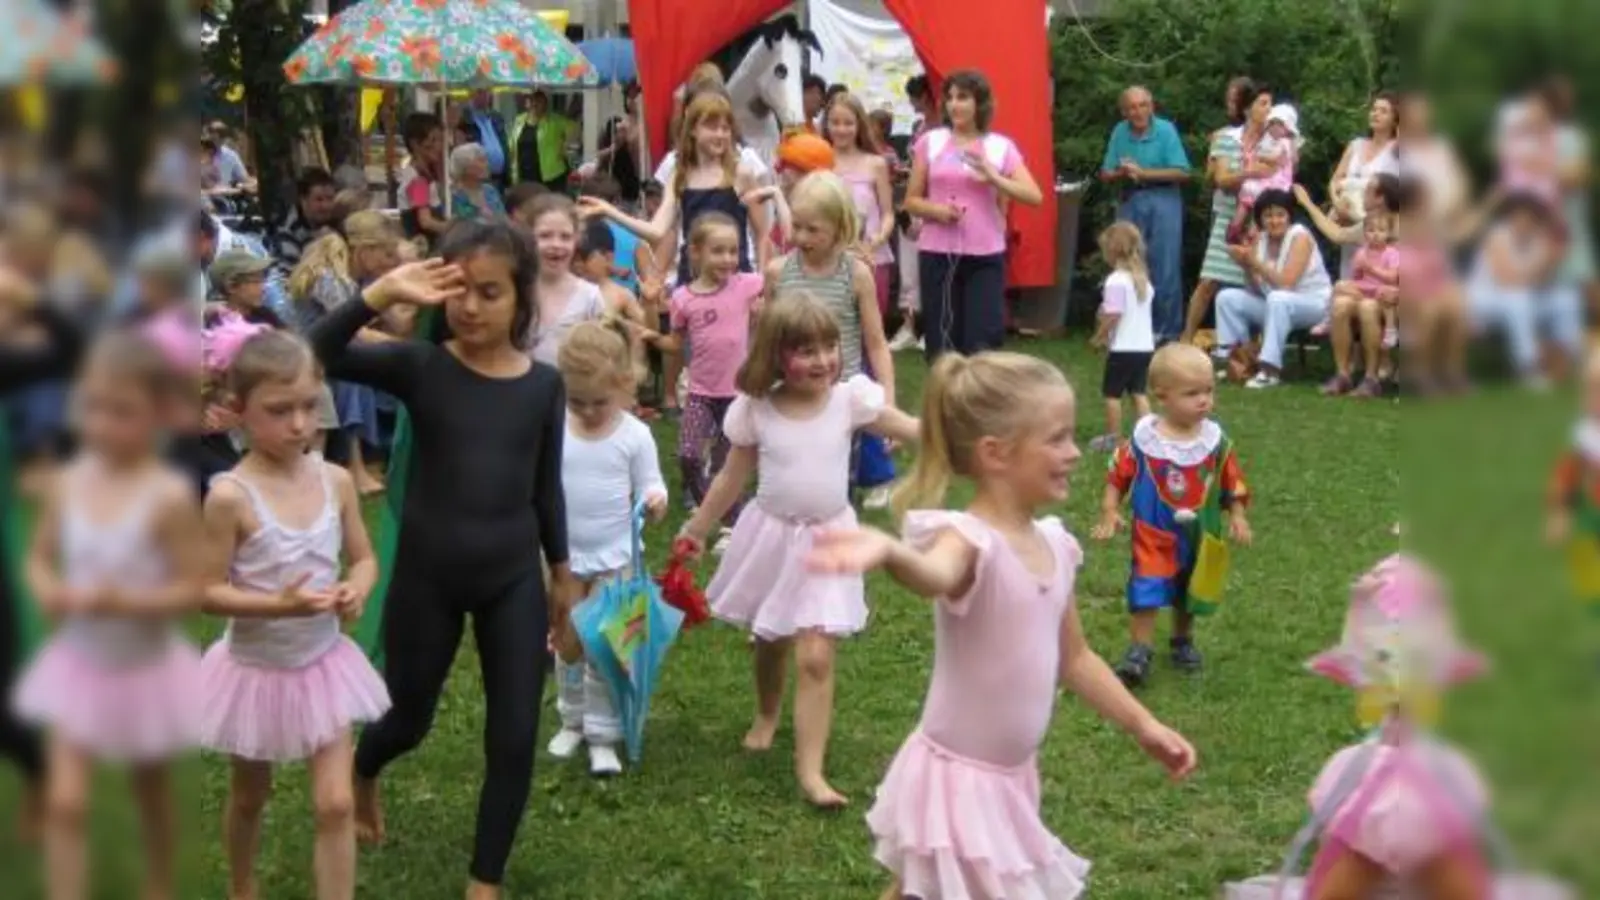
[919,251,1007,360]
[354,559,551,886]
[0,543,43,785]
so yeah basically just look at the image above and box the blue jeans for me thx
[1468,280,1584,376]
[1118,187,1185,340]
[1216,286,1329,371]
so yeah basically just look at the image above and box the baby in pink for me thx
[1331,215,1402,346]
[1228,104,1302,243]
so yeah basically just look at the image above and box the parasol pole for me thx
[384,88,398,209]
[440,83,453,218]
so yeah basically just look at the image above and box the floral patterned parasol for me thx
[282,0,598,88]
[0,1,117,87]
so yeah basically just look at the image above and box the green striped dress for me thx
[1200,127,1247,285]
[774,254,864,378]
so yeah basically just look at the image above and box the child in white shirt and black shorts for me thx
[1090,223,1156,452]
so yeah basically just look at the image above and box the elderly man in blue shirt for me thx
[1099,85,1191,342]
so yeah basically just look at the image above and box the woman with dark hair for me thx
[1181,77,1274,344]
[398,113,448,245]
[308,222,578,899]
[1467,192,1580,388]
[1328,93,1400,231]
[902,69,1043,359]
[1214,188,1334,388]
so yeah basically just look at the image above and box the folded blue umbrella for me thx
[577,37,635,87]
[570,502,683,764]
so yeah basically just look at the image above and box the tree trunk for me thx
[232,0,312,219]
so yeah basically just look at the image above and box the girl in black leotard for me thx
[307,223,579,900]
[578,91,769,284]
[0,271,85,840]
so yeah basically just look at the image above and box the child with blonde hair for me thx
[547,321,667,776]
[15,331,205,900]
[1089,222,1156,452]
[1093,343,1253,688]
[806,351,1197,900]
[199,330,389,900]
[764,171,897,507]
[678,293,919,808]
[822,93,897,317]
[633,212,763,552]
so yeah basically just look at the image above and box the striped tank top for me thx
[774,253,863,378]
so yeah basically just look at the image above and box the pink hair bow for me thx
[139,310,202,374]
[202,311,271,375]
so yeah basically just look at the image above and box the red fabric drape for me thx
[630,0,1056,288]
[631,0,788,165]
[879,0,1057,287]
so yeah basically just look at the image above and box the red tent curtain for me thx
[630,0,1056,288]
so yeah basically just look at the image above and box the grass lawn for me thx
[3,335,1597,899]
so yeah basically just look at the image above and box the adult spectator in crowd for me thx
[1544,75,1596,319]
[1181,77,1267,344]
[271,167,339,273]
[457,89,510,189]
[200,133,254,214]
[1467,193,1578,390]
[398,112,448,246]
[205,122,256,194]
[890,74,939,353]
[803,74,828,132]
[1099,85,1191,343]
[1395,92,1468,230]
[449,144,507,223]
[592,86,644,208]
[510,90,579,193]
[1214,189,1334,389]
[903,69,1042,359]
[1326,94,1399,258]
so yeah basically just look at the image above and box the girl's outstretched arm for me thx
[679,445,756,551]
[865,406,920,446]
[578,190,678,246]
[1058,602,1197,779]
[807,526,978,601]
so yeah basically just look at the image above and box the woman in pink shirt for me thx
[903,70,1043,359]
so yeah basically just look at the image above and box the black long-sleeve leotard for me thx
[0,302,85,783]
[308,296,569,580]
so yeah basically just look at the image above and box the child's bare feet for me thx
[742,715,779,751]
[465,880,501,900]
[799,776,848,810]
[354,777,385,845]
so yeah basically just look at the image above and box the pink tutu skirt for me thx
[867,731,1090,900]
[199,635,390,762]
[12,636,202,762]
[708,504,867,640]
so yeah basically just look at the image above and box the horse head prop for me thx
[726,14,823,166]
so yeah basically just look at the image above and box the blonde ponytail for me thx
[890,352,969,519]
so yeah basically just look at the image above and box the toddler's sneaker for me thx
[1170,636,1204,673]
[547,728,584,759]
[887,323,919,353]
[588,744,623,777]
[1245,371,1281,390]
[1113,643,1154,688]
[1382,325,1398,348]
[862,485,892,510]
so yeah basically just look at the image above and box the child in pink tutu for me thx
[1223,555,1573,900]
[198,330,389,900]
[805,351,1197,900]
[12,330,205,900]
[678,293,920,808]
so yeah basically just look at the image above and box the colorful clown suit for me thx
[1108,416,1248,615]
[1548,421,1600,617]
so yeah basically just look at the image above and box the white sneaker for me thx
[588,743,623,776]
[547,728,584,759]
[887,325,918,352]
[1245,371,1281,389]
[713,527,734,556]
[862,486,891,510]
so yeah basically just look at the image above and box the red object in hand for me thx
[657,539,710,628]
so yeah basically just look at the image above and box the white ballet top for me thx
[724,375,885,523]
[57,458,182,668]
[562,412,666,578]
[214,456,344,669]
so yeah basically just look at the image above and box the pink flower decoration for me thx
[202,314,272,375]
[140,311,202,373]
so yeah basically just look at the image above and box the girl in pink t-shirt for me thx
[677,295,921,810]
[636,213,763,545]
[806,351,1197,900]
[903,70,1043,359]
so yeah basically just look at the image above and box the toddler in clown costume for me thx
[1092,343,1252,688]
[1224,555,1573,900]
[1545,351,1600,635]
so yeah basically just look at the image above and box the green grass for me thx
[3,336,1597,899]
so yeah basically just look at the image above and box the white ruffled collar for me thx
[1573,419,1600,466]
[1131,415,1223,467]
